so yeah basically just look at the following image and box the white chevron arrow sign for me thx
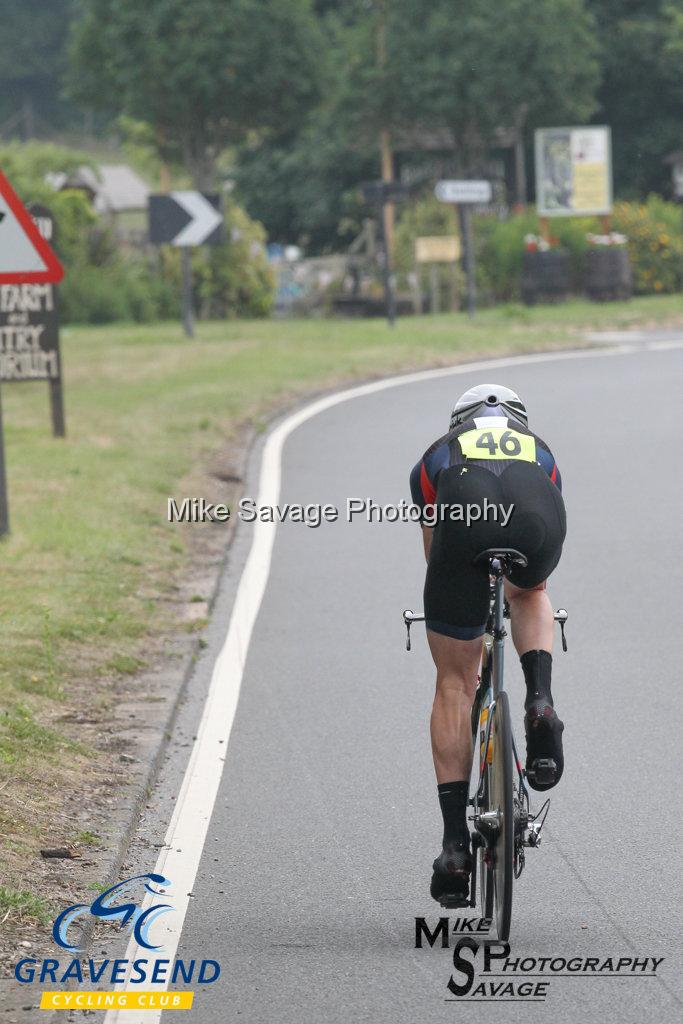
[169,191,224,246]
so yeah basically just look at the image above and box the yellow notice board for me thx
[535,126,612,216]
[415,236,461,263]
[573,161,609,212]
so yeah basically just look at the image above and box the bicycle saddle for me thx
[473,547,528,569]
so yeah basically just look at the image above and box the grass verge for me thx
[0,296,681,873]
[0,885,53,927]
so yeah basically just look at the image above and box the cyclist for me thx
[409,384,566,905]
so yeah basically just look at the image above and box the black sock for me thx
[437,781,469,845]
[521,650,553,709]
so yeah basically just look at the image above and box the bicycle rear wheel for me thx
[478,773,495,921]
[473,671,495,921]
[490,691,514,940]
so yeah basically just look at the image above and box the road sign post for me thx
[148,192,223,338]
[361,181,411,327]
[34,204,65,438]
[377,208,396,328]
[180,248,195,339]
[435,180,492,318]
[0,383,8,536]
[458,205,476,318]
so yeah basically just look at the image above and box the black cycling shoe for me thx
[430,838,472,907]
[525,700,564,791]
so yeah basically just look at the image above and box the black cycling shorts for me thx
[424,462,566,640]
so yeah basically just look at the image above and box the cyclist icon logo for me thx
[52,873,172,952]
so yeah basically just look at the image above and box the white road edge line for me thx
[103,340,681,1022]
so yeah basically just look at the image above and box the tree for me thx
[0,0,75,134]
[235,0,601,250]
[234,5,377,249]
[234,107,377,250]
[68,0,324,188]
[587,1,683,197]
[337,0,600,175]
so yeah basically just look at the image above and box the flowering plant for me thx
[523,233,558,252]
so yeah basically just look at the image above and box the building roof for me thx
[46,163,150,213]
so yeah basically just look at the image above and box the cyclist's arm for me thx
[536,444,562,492]
[410,458,437,562]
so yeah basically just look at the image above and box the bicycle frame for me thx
[402,551,567,917]
[473,558,529,814]
[401,557,565,876]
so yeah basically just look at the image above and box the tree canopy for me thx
[335,0,599,169]
[587,0,683,195]
[68,0,324,187]
[235,0,601,247]
[0,0,74,132]
[1,0,679,250]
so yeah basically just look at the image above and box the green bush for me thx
[611,197,683,294]
[393,194,459,275]
[476,212,597,302]
[393,194,464,308]
[1,141,274,323]
[0,141,94,203]
[50,190,100,265]
[475,200,683,301]
[191,202,275,318]
[60,258,180,325]
[60,265,132,324]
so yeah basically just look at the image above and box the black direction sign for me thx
[360,181,412,204]
[148,192,224,338]
[148,192,223,247]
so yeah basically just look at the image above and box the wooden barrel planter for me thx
[521,249,572,305]
[584,247,632,302]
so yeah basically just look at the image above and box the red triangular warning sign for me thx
[0,170,64,284]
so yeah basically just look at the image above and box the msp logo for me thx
[52,872,172,952]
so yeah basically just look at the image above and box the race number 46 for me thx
[458,427,536,462]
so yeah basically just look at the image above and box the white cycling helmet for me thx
[450,383,528,430]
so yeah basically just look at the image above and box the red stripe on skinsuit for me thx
[420,461,436,503]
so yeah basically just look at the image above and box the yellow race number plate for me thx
[458,427,536,462]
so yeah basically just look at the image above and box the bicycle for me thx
[403,547,568,941]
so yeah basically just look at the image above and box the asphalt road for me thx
[103,339,683,1022]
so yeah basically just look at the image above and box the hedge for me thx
[394,193,683,305]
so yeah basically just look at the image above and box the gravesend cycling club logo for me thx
[53,872,172,952]
[14,873,221,1012]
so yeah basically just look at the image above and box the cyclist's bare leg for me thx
[505,579,553,655]
[427,630,482,782]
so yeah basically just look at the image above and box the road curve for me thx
[109,339,683,1024]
